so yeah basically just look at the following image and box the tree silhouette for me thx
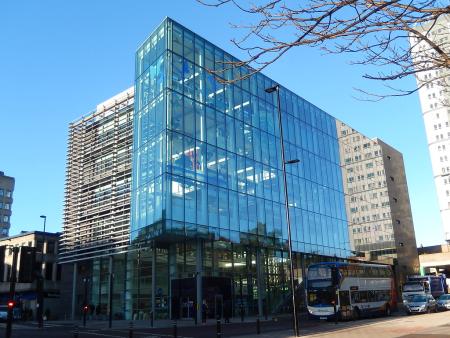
[199,0,450,100]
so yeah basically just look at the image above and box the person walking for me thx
[201,300,208,324]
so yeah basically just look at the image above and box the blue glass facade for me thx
[131,18,351,258]
[65,18,416,322]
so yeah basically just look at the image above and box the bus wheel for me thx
[353,307,360,320]
[385,304,391,317]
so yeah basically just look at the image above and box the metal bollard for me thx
[216,318,222,338]
[73,324,79,338]
[173,320,178,338]
[128,321,133,338]
[256,318,261,334]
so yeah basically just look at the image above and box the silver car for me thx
[404,294,437,315]
[437,294,450,311]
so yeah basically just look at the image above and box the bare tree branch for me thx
[198,0,450,99]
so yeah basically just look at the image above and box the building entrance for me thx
[180,297,194,319]
[171,276,231,320]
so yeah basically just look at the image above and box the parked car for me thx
[402,293,417,304]
[0,304,22,321]
[404,294,437,315]
[0,306,8,322]
[437,294,450,311]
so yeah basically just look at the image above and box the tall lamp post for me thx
[82,277,90,327]
[265,84,300,337]
[5,245,19,338]
[40,215,47,233]
[37,215,46,328]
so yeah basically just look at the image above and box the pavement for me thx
[0,315,297,338]
[234,310,450,338]
[43,315,289,329]
[2,310,450,338]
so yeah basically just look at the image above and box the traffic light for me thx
[82,304,89,327]
[7,301,14,309]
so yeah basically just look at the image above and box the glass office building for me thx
[128,18,351,321]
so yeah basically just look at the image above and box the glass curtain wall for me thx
[130,17,352,320]
[143,18,351,256]
[72,255,127,320]
[132,21,167,242]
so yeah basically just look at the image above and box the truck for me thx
[402,275,447,302]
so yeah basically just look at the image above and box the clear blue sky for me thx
[0,1,442,246]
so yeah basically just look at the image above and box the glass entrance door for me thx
[181,297,194,319]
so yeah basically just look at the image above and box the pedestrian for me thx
[202,300,208,324]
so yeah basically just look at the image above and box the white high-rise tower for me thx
[410,15,450,241]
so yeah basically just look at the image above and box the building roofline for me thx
[0,172,15,181]
[0,231,60,242]
[336,118,402,154]
[70,86,134,126]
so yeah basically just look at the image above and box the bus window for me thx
[339,291,350,306]
[359,291,368,303]
[368,290,377,302]
[377,291,390,301]
[308,288,335,306]
[351,291,360,304]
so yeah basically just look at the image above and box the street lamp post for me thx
[37,215,46,328]
[5,246,19,338]
[82,277,90,327]
[265,84,300,337]
[108,268,113,328]
[40,215,46,233]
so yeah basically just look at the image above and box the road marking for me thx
[106,329,193,338]
[141,336,193,338]
[139,336,192,338]
[133,332,193,338]
[78,331,126,338]
[0,323,35,330]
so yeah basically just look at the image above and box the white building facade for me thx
[410,15,450,241]
[61,87,134,263]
